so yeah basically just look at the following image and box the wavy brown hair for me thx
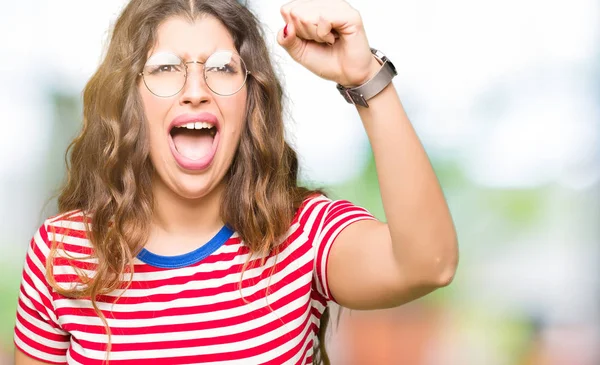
[47,0,335,364]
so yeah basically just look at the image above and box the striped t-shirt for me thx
[14,195,374,364]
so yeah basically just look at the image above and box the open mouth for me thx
[170,122,218,161]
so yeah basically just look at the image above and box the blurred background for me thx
[1,0,598,364]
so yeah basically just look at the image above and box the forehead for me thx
[151,15,236,59]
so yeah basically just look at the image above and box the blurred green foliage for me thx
[0,267,21,353]
[0,89,83,354]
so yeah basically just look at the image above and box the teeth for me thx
[177,122,215,130]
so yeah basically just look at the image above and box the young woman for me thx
[13,0,458,364]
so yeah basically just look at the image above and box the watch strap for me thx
[336,48,397,108]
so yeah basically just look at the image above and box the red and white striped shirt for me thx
[14,195,374,364]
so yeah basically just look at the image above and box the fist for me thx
[277,0,380,87]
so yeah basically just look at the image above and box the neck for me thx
[151,175,225,240]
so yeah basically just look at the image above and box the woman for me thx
[13,0,458,364]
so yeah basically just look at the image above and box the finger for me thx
[317,2,363,37]
[280,0,308,24]
[287,3,333,45]
[276,22,305,63]
[280,0,294,23]
[316,16,336,45]
[287,7,306,39]
[288,5,316,42]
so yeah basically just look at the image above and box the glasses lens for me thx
[142,53,186,97]
[204,51,248,96]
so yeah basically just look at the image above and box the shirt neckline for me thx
[137,225,234,269]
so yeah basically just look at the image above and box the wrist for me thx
[336,48,398,108]
[344,56,384,88]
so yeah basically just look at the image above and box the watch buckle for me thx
[349,92,368,107]
[337,84,369,108]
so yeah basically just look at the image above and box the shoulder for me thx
[294,193,331,226]
[38,209,94,256]
[39,210,97,291]
[293,193,373,230]
[45,209,91,238]
[21,210,93,293]
[46,209,89,226]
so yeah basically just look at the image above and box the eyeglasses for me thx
[139,50,250,98]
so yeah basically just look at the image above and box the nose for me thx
[179,62,211,106]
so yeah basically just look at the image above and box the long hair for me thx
[47,0,333,363]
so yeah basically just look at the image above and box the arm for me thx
[13,222,70,364]
[278,0,458,310]
[328,80,458,310]
[15,348,57,365]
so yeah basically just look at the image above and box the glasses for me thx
[139,50,250,98]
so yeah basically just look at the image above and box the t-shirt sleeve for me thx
[303,196,377,303]
[14,221,70,364]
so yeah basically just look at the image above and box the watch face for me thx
[388,60,398,75]
[372,48,385,59]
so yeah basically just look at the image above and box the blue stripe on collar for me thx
[137,225,234,269]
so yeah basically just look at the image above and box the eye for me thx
[148,64,184,75]
[206,64,236,74]
[144,53,184,75]
[205,51,242,75]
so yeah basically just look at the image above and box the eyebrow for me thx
[148,48,228,62]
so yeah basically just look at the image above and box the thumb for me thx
[277,23,304,62]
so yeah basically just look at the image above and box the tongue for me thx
[172,130,214,160]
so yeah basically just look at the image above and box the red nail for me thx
[283,24,288,38]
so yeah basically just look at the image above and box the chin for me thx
[171,174,223,201]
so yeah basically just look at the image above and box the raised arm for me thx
[277,0,458,310]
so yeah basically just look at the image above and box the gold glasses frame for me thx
[138,50,251,98]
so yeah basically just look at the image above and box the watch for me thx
[336,48,397,108]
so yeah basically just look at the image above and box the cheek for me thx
[140,87,170,139]
[221,92,248,133]
[141,88,160,122]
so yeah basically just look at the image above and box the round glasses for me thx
[139,50,250,98]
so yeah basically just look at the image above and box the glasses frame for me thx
[138,50,251,98]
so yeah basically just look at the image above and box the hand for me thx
[277,0,381,87]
